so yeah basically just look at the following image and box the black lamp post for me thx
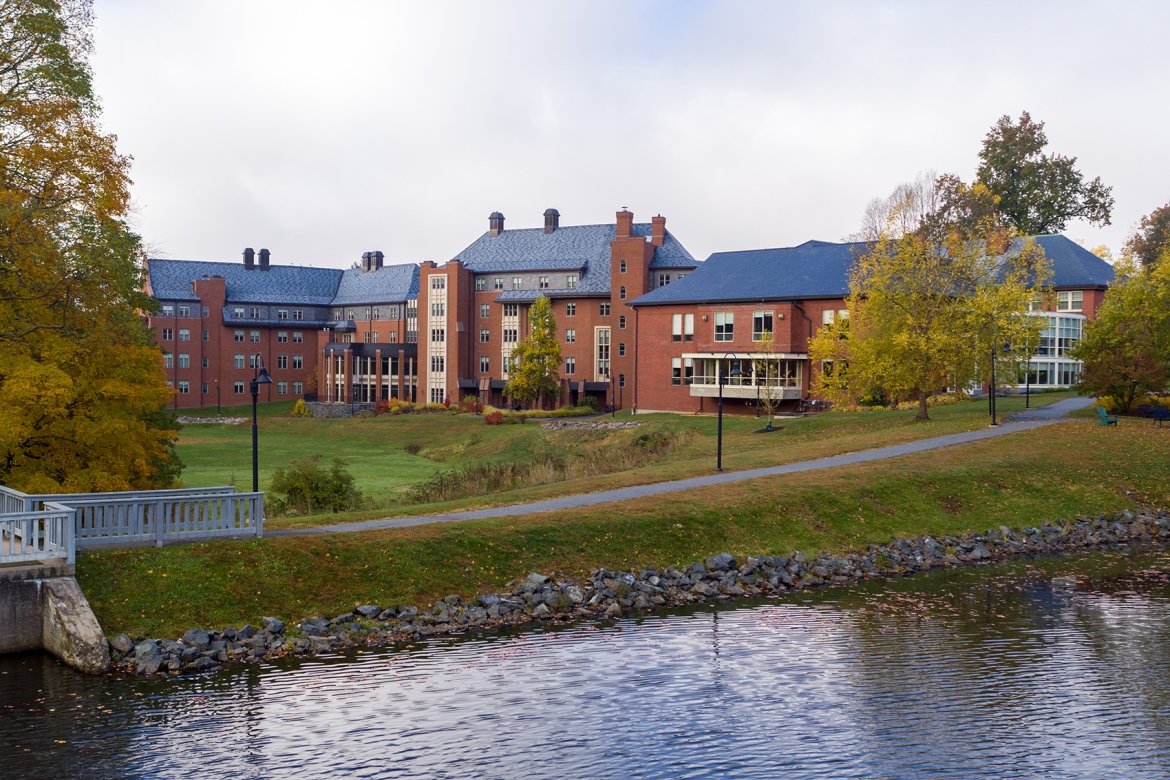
[214,378,220,415]
[716,354,742,472]
[250,355,272,492]
[989,344,998,427]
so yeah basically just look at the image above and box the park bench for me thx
[1137,404,1170,426]
[1096,405,1118,426]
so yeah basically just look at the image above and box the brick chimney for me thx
[362,251,384,272]
[259,247,270,270]
[543,208,560,234]
[616,209,633,240]
[489,211,505,237]
[243,247,255,270]
[651,214,666,247]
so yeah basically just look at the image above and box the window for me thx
[250,307,261,319]
[292,355,303,369]
[494,277,504,290]
[201,357,209,369]
[163,353,173,368]
[178,353,190,369]
[672,358,681,385]
[250,330,260,342]
[388,331,398,343]
[292,309,304,320]
[346,310,356,320]
[249,354,260,369]
[596,328,611,378]
[619,286,627,300]
[368,328,379,342]
[476,277,487,291]
[201,383,208,395]
[232,307,245,319]
[277,381,288,395]
[278,309,289,320]
[822,309,849,325]
[430,388,445,404]
[178,329,190,341]
[177,305,190,317]
[565,357,576,375]
[293,381,304,394]
[503,328,518,343]
[503,304,519,317]
[430,328,445,342]
[161,304,174,316]
[234,330,244,342]
[178,381,189,394]
[600,303,611,316]
[277,355,288,369]
[565,328,576,343]
[430,355,445,372]
[658,274,671,287]
[480,356,490,373]
[333,308,343,319]
[234,354,245,369]
[431,276,446,290]
[539,276,550,289]
[292,331,303,343]
[1057,290,1083,311]
[480,329,490,343]
[618,342,626,357]
[502,356,511,373]
[1027,294,1044,312]
[567,274,578,289]
[162,328,173,341]
[715,312,733,342]
[512,276,523,290]
[566,303,576,317]
[431,302,445,317]
[201,330,209,342]
[684,357,694,385]
[233,381,245,395]
[372,308,381,320]
[277,331,288,343]
[480,304,491,318]
[753,311,773,341]
[202,307,209,317]
[619,315,626,329]
[619,260,627,274]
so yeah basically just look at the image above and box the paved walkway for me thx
[269,396,1095,538]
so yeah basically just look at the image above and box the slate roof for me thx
[630,235,1114,307]
[452,223,698,295]
[147,258,420,307]
[331,263,419,305]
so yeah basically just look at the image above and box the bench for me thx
[1138,404,1170,426]
[1096,405,1118,426]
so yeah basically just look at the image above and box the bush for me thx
[268,456,362,515]
[483,410,504,426]
[290,399,311,417]
[575,395,600,411]
[404,442,422,455]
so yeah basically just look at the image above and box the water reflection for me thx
[2,550,1169,779]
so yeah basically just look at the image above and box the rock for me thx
[185,656,220,673]
[109,634,135,655]
[133,640,163,675]
[181,628,210,649]
[355,605,382,618]
[532,603,551,617]
[262,617,285,634]
[604,602,623,619]
[526,573,550,587]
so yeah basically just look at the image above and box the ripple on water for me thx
[1,550,1170,779]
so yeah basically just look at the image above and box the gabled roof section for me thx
[630,241,869,306]
[453,223,698,295]
[630,234,1115,307]
[331,263,420,305]
[147,259,343,305]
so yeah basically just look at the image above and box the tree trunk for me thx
[916,389,931,421]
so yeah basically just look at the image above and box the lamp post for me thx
[250,355,272,492]
[214,379,220,415]
[989,344,998,427]
[716,354,742,472]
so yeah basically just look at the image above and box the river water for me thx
[3,549,1170,779]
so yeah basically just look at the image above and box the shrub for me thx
[372,399,391,416]
[268,456,362,515]
[404,442,422,455]
[575,395,600,411]
[290,399,311,417]
[484,410,504,426]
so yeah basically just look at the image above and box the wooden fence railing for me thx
[0,486,263,565]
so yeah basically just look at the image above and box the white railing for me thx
[0,485,262,565]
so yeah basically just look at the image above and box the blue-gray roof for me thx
[331,263,419,305]
[148,258,420,307]
[453,223,698,296]
[631,235,1114,307]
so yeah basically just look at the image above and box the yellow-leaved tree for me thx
[0,0,180,491]
[811,179,1050,421]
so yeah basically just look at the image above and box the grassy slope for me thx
[80,405,1170,638]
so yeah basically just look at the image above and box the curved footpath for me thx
[269,396,1096,538]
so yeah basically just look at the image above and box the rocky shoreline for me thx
[109,507,1170,677]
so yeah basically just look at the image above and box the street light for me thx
[716,354,742,472]
[250,355,272,492]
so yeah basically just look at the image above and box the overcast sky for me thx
[91,0,1169,269]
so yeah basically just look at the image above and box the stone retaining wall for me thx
[110,507,1170,677]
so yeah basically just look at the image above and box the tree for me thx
[0,0,179,491]
[504,295,561,408]
[976,111,1113,235]
[1073,255,1170,412]
[811,204,1049,421]
[1123,203,1170,270]
[752,330,784,428]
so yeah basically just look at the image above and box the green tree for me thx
[1123,203,1170,270]
[811,205,1049,421]
[752,329,783,427]
[504,295,562,408]
[0,0,179,491]
[976,111,1113,234]
[1073,255,1170,412]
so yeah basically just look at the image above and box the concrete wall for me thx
[0,565,110,673]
